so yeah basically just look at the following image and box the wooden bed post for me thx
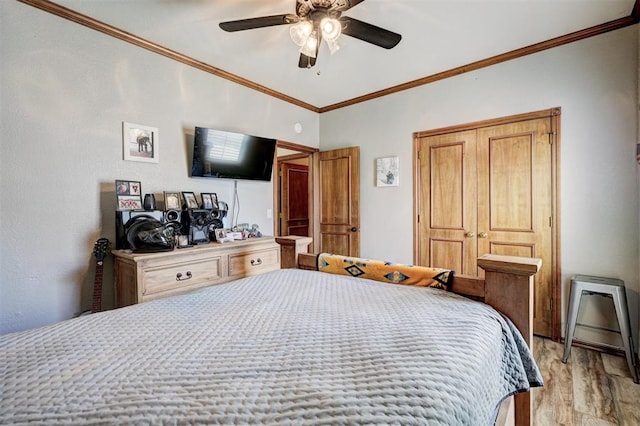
[478,254,541,426]
[276,236,313,269]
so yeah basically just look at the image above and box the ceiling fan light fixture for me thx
[326,37,340,55]
[219,0,402,69]
[320,17,341,42]
[289,20,313,46]
[300,30,319,58]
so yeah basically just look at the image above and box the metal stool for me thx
[562,275,639,383]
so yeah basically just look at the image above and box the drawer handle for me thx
[251,258,262,266]
[176,271,192,281]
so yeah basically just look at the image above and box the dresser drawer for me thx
[113,237,281,307]
[229,248,280,278]
[142,256,223,298]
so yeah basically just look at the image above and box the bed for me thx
[0,238,542,425]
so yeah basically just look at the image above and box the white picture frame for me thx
[214,228,228,243]
[376,156,399,187]
[122,122,159,163]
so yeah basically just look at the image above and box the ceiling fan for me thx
[219,0,402,69]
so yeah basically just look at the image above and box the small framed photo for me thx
[214,228,227,243]
[376,156,399,187]
[177,235,190,248]
[210,193,219,209]
[182,191,198,209]
[164,191,181,210]
[201,193,213,209]
[122,122,159,163]
[115,180,143,210]
[200,193,219,209]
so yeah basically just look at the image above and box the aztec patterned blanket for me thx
[317,252,454,289]
[1,269,542,425]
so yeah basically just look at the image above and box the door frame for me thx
[273,141,319,251]
[412,107,561,340]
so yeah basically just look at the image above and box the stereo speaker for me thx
[165,209,181,223]
[181,209,222,245]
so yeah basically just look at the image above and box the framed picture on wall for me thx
[122,122,159,163]
[115,179,143,210]
[375,156,399,187]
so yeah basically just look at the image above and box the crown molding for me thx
[18,0,640,114]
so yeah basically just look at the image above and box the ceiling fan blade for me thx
[298,53,317,68]
[339,17,401,49]
[219,14,297,32]
[335,0,366,12]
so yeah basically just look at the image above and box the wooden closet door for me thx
[415,112,556,338]
[477,118,553,337]
[417,130,478,275]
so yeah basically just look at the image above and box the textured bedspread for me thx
[1,269,542,425]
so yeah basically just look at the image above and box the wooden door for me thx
[415,111,558,338]
[318,147,360,256]
[281,162,309,236]
[417,130,478,275]
[476,118,553,336]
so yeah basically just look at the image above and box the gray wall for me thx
[320,26,640,351]
[0,1,319,334]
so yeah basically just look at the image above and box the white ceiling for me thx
[54,0,635,108]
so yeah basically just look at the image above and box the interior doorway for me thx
[273,142,361,257]
[273,141,317,250]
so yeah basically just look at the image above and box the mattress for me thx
[0,269,542,425]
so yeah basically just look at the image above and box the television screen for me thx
[191,127,277,181]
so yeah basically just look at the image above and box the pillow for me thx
[316,253,454,290]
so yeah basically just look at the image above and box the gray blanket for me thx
[1,269,542,425]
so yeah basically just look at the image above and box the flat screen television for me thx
[191,127,277,181]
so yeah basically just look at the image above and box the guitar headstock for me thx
[93,238,110,263]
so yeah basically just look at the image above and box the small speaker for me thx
[165,209,180,223]
[143,194,156,210]
[218,201,228,218]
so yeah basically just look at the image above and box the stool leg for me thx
[611,290,639,384]
[562,287,583,363]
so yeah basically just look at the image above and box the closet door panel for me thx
[417,130,477,275]
[477,118,553,336]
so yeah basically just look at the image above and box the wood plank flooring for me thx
[533,337,640,425]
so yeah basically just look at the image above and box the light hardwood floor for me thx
[533,337,640,425]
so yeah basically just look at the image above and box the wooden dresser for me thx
[113,237,281,307]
